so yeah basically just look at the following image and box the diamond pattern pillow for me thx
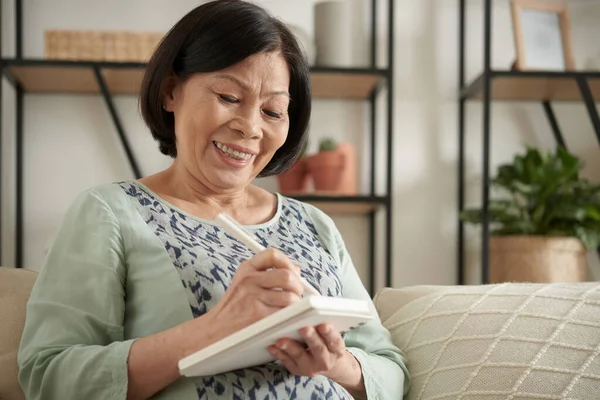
[382,283,600,400]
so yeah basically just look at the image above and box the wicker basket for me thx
[45,30,164,62]
[490,235,588,283]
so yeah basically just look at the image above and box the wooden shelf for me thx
[2,59,386,100]
[102,67,145,95]
[311,69,382,99]
[288,194,387,215]
[9,65,99,93]
[462,71,600,101]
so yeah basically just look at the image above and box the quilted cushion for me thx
[381,283,600,400]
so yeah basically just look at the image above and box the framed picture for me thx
[511,0,575,71]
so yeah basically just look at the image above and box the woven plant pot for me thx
[490,235,587,283]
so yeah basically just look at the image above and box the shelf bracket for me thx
[542,101,567,149]
[574,77,600,265]
[1,65,19,89]
[93,67,142,179]
[576,76,600,145]
[370,79,385,99]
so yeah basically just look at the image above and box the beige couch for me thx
[0,267,37,400]
[2,267,600,399]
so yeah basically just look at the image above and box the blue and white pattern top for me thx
[122,181,352,399]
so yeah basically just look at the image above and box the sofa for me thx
[2,266,600,399]
[0,267,37,400]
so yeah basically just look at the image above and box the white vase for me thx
[314,0,352,68]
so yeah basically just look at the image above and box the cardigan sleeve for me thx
[18,189,135,400]
[300,202,411,399]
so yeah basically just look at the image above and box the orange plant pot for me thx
[336,143,357,195]
[277,159,310,194]
[306,150,345,192]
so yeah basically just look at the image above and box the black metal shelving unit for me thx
[0,0,395,295]
[457,0,600,285]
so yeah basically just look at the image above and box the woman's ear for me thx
[162,76,179,112]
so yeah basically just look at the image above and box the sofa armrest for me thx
[373,285,453,322]
[0,267,38,400]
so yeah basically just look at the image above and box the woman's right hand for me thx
[206,248,305,339]
[126,249,304,399]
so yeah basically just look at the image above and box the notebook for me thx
[178,295,373,377]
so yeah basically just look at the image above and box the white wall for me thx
[1,0,599,289]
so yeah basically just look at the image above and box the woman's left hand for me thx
[267,323,347,377]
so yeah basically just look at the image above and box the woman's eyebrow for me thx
[213,74,290,98]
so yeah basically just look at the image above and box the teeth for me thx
[214,141,252,160]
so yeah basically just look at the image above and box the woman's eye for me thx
[219,94,239,104]
[264,109,282,119]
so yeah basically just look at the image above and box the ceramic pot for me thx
[277,159,310,194]
[336,143,357,195]
[314,0,352,67]
[306,150,345,193]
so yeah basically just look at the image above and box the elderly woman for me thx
[17,1,409,399]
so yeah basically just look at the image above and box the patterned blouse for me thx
[123,181,352,399]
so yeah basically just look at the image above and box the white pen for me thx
[215,212,321,297]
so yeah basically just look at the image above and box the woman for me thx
[18,1,409,399]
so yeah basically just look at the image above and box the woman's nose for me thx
[230,108,263,139]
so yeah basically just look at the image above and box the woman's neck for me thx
[139,162,275,225]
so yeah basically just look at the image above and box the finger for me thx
[317,324,346,356]
[260,289,302,308]
[258,268,304,296]
[277,339,319,377]
[245,248,300,274]
[268,345,300,374]
[299,327,332,371]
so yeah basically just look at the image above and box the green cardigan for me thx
[17,182,410,399]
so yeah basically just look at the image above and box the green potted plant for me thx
[461,147,600,283]
[276,140,310,194]
[305,137,346,193]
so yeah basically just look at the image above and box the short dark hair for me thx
[140,0,311,177]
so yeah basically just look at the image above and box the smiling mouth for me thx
[213,141,253,161]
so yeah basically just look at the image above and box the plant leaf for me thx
[586,205,600,221]
[465,146,600,244]
[492,219,535,235]
[459,209,482,224]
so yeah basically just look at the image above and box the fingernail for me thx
[280,342,287,350]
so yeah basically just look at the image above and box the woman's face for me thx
[165,51,291,192]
